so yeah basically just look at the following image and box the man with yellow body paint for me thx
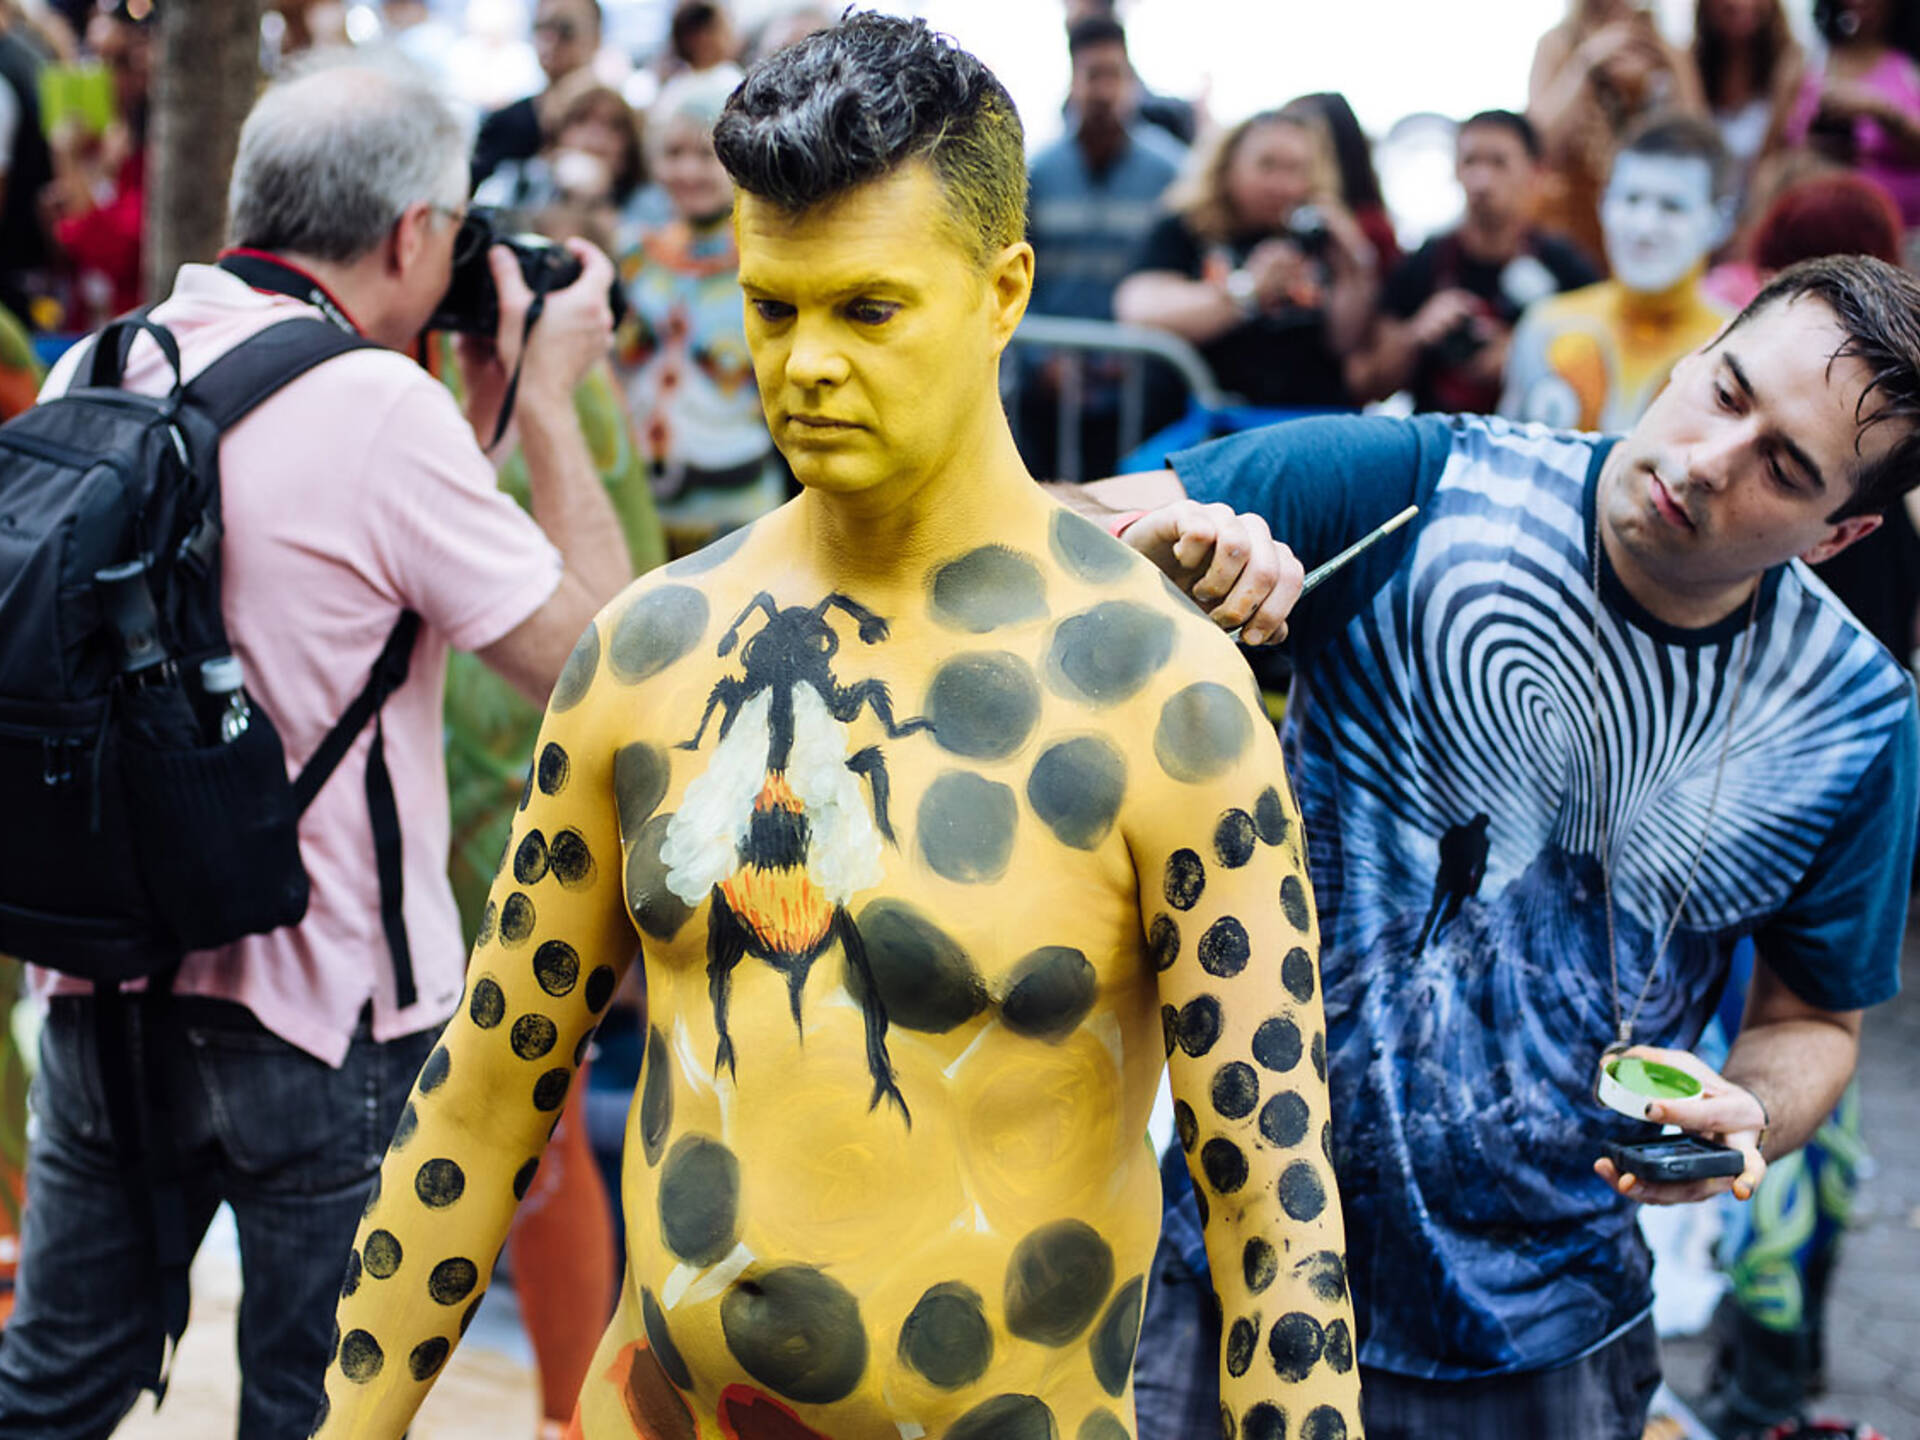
[317,14,1362,1440]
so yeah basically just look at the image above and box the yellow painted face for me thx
[735,162,1032,500]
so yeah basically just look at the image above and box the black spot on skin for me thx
[1294,1250,1348,1305]
[419,1046,451,1093]
[1004,1219,1115,1347]
[510,1013,558,1061]
[659,1134,740,1265]
[1211,1061,1259,1120]
[1214,810,1257,867]
[408,1336,450,1382]
[1312,1030,1327,1082]
[532,1068,570,1112]
[533,940,579,997]
[584,965,617,1013]
[1301,1407,1350,1440]
[642,1286,694,1389]
[513,830,549,885]
[311,1392,329,1435]
[1252,1016,1302,1072]
[1173,1099,1198,1152]
[428,1256,479,1306]
[1269,1311,1325,1383]
[929,545,1048,633]
[720,1265,868,1404]
[513,1158,539,1200]
[916,771,1018,884]
[519,770,532,815]
[339,1329,383,1383]
[627,813,693,941]
[897,1281,993,1390]
[1278,1161,1328,1222]
[363,1230,402,1280]
[548,829,595,888]
[1194,1186,1209,1227]
[1197,917,1251,978]
[1089,1275,1144,1396]
[362,1171,381,1217]
[1051,508,1136,584]
[460,1297,481,1335]
[1154,682,1254,784]
[498,893,536,946]
[550,624,599,712]
[1281,946,1315,1003]
[476,901,496,948]
[848,899,988,1033]
[1323,1120,1334,1161]
[1046,601,1175,706]
[469,977,505,1029]
[574,1026,594,1066]
[1280,877,1312,933]
[925,652,1041,760]
[1079,1412,1130,1440]
[613,742,671,839]
[1173,995,1224,1057]
[1146,914,1179,972]
[1163,849,1205,911]
[1325,1317,1354,1373]
[1026,735,1126,850]
[339,1249,361,1298]
[1225,1316,1257,1377]
[416,1159,465,1208]
[1254,786,1289,846]
[537,742,570,796]
[391,1102,418,1149]
[1160,1003,1176,1057]
[1201,1138,1249,1194]
[1244,1402,1287,1440]
[947,1394,1058,1440]
[665,520,753,576]
[1244,1237,1278,1295]
[1000,946,1097,1041]
[609,585,709,683]
[640,1026,673,1166]
[1220,1403,1237,1440]
[1260,1091,1311,1149]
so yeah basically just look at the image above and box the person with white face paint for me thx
[1502,112,1735,431]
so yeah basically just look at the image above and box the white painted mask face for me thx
[1600,153,1722,293]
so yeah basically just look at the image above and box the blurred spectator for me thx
[1286,91,1402,268]
[1114,108,1379,410]
[475,81,658,256]
[1063,0,1197,146]
[741,3,831,66]
[1357,110,1600,413]
[1784,0,1920,231]
[471,0,601,190]
[614,69,775,557]
[668,0,737,74]
[0,0,52,324]
[1692,0,1804,209]
[378,0,458,94]
[1502,111,1733,431]
[1019,13,1184,479]
[1530,0,1704,270]
[42,0,148,330]
[1705,166,1902,307]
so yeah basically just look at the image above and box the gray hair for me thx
[227,50,470,263]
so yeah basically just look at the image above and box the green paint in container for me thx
[1596,1054,1701,1117]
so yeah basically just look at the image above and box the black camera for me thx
[1284,204,1333,259]
[428,207,625,336]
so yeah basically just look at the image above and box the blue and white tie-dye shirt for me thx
[1173,413,1918,1380]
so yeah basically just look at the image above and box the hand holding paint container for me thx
[1595,1050,1702,1120]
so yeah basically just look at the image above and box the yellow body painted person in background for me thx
[318,15,1363,1439]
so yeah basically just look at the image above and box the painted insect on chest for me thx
[659,591,930,1121]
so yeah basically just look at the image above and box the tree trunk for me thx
[144,0,264,297]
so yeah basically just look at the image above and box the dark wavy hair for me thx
[1721,255,1920,519]
[711,10,1026,267]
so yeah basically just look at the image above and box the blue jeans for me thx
[0,995,433,1439]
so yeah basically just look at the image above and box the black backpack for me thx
[0,311,424,1002]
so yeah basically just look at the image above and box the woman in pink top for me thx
[1786,0,1920,226]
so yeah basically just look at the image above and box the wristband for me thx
[1105,509,1148,540]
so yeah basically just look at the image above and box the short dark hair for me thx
[669,0,718,58]
[1720,255,1920,520]
[1067,15,1127,59]
[1460,108,1539,160]
[1616,110,1732,201]
[713,10,1026,267]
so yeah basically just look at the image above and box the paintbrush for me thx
[1298,503,1419,596]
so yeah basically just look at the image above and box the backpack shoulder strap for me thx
[182,316,380,432]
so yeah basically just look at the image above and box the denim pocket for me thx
[188,1023,375,1190]
[29,1007,107,1143]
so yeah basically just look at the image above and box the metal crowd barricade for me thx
[1006,314,1227,482]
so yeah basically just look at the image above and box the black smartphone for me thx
[1602,1135,1744,1184]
